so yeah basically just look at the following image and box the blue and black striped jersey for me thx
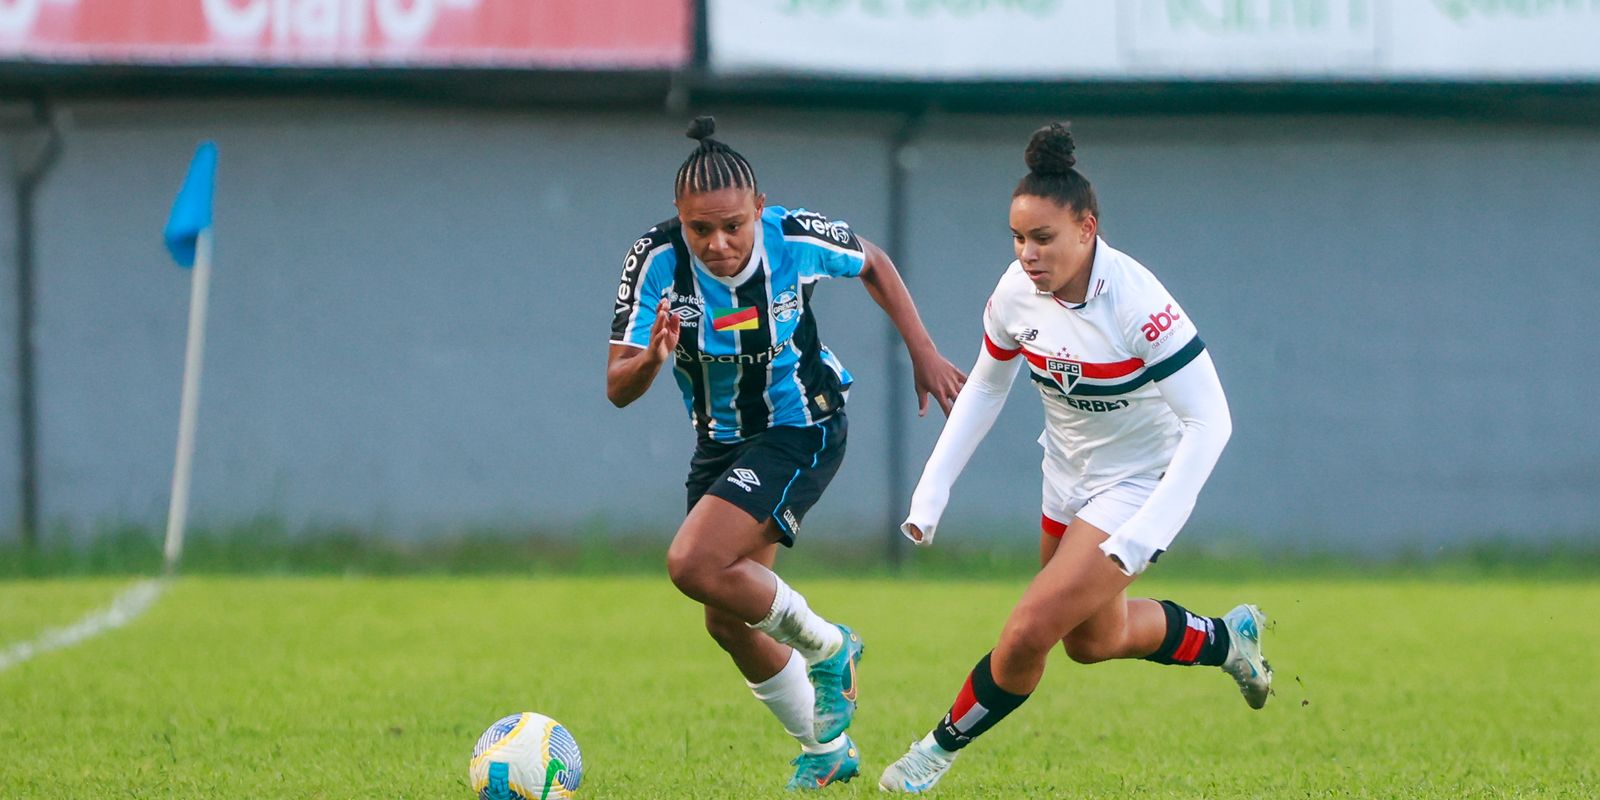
[610,205,866,443]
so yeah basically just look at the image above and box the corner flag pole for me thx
[161,142,218,574]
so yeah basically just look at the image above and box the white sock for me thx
[918,732,958,762]
[748,575,844,665]
[748,649,846,755]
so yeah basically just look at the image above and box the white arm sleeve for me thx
[1099,350,1232,574]
[900,346,1022,546]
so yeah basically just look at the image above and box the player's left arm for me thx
[1103,287,1232,574]
[856,237,967,416]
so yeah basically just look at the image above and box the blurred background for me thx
[0,0,1597,569]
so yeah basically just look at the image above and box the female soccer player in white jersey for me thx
[607,117,965,790]
[878,123,1271,793]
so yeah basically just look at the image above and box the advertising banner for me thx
[0,0,691,68]
[710,0,1600,80]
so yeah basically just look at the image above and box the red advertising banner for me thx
[0,0,691,68]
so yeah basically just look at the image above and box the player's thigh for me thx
[1007,517,1135,648]
[1062,588,1129,654]
[673,494,783,567]
[1042,518,1128,651]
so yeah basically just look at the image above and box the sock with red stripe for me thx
[1143,600,1231,666]
[930,652,1030,752]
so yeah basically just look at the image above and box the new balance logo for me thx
[1016,328,1039,342]
[728,468,761,492]
[1140,304,1184,342]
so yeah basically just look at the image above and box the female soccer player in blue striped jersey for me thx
[607,116,965,790]
[878,123,1271,793]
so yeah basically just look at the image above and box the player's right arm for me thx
[607,305,679,407]
[606,228,678,408]
[901,290,1025,545]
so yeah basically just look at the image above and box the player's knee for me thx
[1063,632,1120,665]
[665,541,711,597]
[998,615,1060,661]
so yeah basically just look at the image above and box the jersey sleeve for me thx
[779,208,866,281]
[1121,269,1204,381]
[609,228,677,348]
[981,277,1023,361]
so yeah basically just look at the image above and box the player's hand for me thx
[648,299,681,364]
[912,352,967,417]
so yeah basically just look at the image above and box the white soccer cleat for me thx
[1220,603,1272,709]
[877,739,955,793]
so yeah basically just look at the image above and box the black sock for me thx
[931,652,1030,752]
[1142,600,1231,667]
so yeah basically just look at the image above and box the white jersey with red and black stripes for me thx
[981,237,1205,496]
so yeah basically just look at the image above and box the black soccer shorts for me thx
[685,412,847,546]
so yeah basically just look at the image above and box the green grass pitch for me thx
[1,574,1595,798]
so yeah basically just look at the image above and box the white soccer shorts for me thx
[1041,472,1171,576]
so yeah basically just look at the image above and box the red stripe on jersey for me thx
[1173,625,1207,664]
[983,334,1022,361]
[1041,514,1068,539]
[1018,347,1144,379]
[950,674,979,721]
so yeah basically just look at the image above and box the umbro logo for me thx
[671,305,702,327]
[728,468,761,492]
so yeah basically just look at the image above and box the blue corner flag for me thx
[163,141,218,268]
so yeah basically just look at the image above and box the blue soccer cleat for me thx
[785,735,860,791]
[809,624,863,743]
[1221,603,1273,709]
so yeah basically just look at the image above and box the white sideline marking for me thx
[0,579,167,673]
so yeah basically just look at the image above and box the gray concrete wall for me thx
[3,100,1596,552]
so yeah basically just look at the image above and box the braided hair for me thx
[1013,122,1099,219]
[674,116,758,199]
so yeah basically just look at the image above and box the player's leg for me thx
[880,517,1133,793]
[701,541,855,787]
[671,416,861,759]
[1058,586,1271,707]
[667,495,793,621]
[734,414,862,747]
[1045,490,1271,707]
[703,541,790,681]
[672,497,858,787]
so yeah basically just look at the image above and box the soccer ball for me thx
[469,712,583,800]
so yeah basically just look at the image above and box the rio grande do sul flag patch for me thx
[712,306,760,331]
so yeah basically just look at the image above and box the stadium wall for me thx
[0,98,1596,554]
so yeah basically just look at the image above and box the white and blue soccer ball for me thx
[469,712,583,800]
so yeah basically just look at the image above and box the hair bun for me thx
[1024,122,1077,177]
[686,115,717,142]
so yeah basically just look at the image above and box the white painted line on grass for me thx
[0,579,167,673]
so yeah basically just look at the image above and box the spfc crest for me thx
[1045,358,1082,391]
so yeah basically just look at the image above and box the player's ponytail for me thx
[1014,122,1099,219]
[675,115,759,199]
